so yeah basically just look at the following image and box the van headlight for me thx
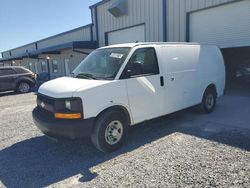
[54,98,83,119]
[65,100,71,110]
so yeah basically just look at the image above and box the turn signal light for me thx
[54,113,82,119]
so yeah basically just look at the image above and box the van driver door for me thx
[121,47,165,124]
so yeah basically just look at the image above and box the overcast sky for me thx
[0,0,100,57]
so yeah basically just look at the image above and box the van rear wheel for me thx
[197,88,216,114]
[91,110,128,153]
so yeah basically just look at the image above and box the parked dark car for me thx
[0,66,36,93]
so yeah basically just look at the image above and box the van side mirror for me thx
[127,61,143,77]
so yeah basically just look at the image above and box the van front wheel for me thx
[91,110,128,153]
[197,88,216,114]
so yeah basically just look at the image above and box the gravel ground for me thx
[0,88,250,188]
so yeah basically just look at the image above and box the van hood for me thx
[38,77,110,98]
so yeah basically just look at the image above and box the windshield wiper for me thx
[102,75,114,80]
[75,73,98,80]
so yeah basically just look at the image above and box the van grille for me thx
[37,94,55,113]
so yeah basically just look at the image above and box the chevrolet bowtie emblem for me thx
[40,102,45,108]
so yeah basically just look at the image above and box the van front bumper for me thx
[32,107,95,139]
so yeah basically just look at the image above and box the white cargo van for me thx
[33,43,225,152]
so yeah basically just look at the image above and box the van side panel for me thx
[157,45,225,115]
[157,45,201,114]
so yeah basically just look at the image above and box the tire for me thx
[91,110,129,153]
[17,82,30,93]
[197,88,217,114]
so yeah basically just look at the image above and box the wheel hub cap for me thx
[206,94,214,109]
[19,83,29,92]
[105,120,123,145]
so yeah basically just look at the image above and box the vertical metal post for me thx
[47,59,51,80]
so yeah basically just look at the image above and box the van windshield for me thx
[72,47,130,80]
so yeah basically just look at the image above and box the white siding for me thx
[37,26,92,49]
[167,0,235,42]
[97,0,163,46]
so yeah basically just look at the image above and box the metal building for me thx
[89,0,250,46]
[0,25,97,79]
[89,0,250,82]
[1,0,250,82]
[90,0,164,46]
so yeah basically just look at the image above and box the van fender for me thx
[94,103,133,125]
[199,83,217,102]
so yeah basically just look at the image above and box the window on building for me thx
[126,48,159,77]
[52,60,58,73]
[41,61,46,72]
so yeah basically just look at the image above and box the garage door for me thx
[107,25,145,45]
[189,1,250,48]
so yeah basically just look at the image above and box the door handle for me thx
[160,76,164,86]
[171,76,175,81]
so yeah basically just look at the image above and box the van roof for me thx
[100,42,212,49]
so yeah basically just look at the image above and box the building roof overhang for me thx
[0,41,98,62]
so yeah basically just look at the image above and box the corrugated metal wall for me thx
[3,44,37,58]
[91,8,98,41]
[1,25,93,59]
[96,0,163,46]
[11,43,37,56]
[166,0,235,42]
[1,25,94,77]
[37,26,92,49]
[2,52,10,58]
[189,0,250,48]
